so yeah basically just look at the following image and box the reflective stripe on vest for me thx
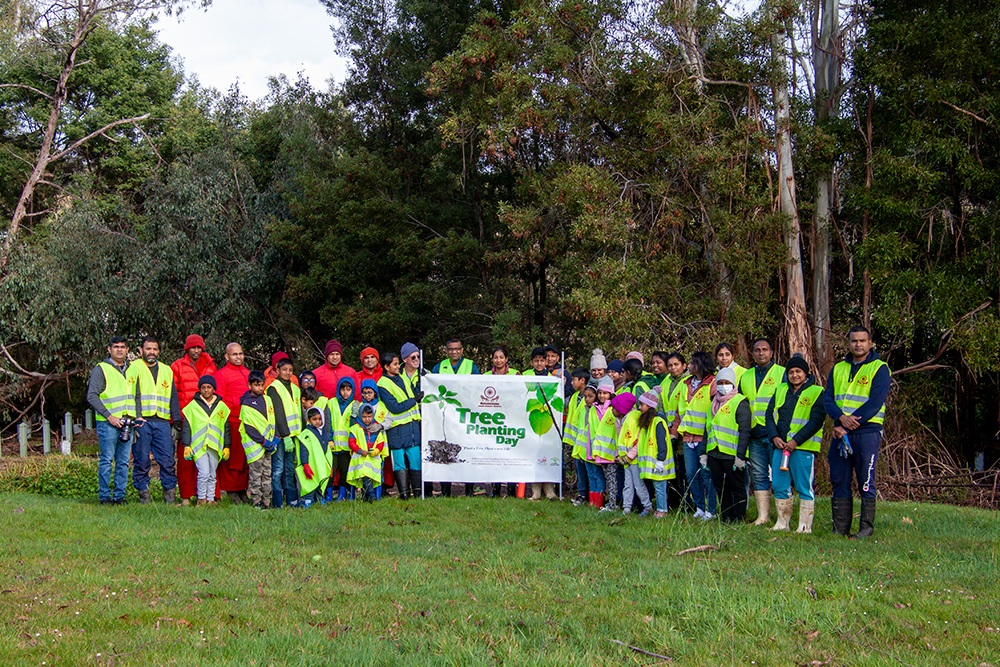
[295,429,331,497]
[591,408,618,462]
[739,364,785,428]
[126,362,173,419]
[660,374,689,424]
[706,395,747,457]
[832,359,889,425]
[183,399,230,461]
[637,415,675,481]
[564,392,584,450]
[678,382,713,437]
[97,362,131,420]
[572,403,594,460]
[616,411,641,465]
[376,376,420,427]
[270,380,302,436]
[238,396,274,465]
[772,383,824,453]
[438,358,473,374]
[346,423,386,486]
[331,402,352,452]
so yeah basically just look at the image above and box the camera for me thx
[118,416,136,442]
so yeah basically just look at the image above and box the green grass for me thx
[0,493,997,666]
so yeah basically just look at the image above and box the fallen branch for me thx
[674,543,719,556]
[610,639,673,662]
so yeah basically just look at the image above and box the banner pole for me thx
[420,347,425,500]
[560,351,565,501]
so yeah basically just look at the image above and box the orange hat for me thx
[360,346,379,361]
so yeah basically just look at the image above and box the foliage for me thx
[0,455,161,500]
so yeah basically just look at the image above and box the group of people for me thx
[87,326,890,538]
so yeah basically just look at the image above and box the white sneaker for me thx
[693,508,706,519]
[700,511,714,521]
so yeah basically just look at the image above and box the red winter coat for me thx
[215,362,251,492]
[313,362,359,401]
[171,353,218,409]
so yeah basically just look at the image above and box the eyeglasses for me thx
[407,354,419,360]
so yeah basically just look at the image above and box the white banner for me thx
[420,373,564,483]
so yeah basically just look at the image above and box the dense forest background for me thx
[1,0,998,472]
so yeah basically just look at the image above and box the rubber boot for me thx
[163,488,176,505]
[347,487,356,501]
[395,469,410,500]
[375,485,382,500]
[138,488,151,504]
[409,470,422,499]
[851,498,876,539]
[796,499,815,534]
[324,485,334,503]
[831,497,853,536]
[594,492,604,509]
[543,482,558,500]
[753,490,772,526]
[530,483,543,501]
[337,486,347,502]
[772,498,793,531]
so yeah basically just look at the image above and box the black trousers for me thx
[708,455,748,523]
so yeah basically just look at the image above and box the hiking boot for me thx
[138,489,151,504]
[163,488,176,504]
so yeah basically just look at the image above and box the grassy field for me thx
[0,492,997,666]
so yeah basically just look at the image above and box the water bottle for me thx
[780,448,791,471]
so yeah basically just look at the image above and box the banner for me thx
[420,373,564,483]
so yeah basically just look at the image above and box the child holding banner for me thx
[566,368,589,506]
[525,347,558,500]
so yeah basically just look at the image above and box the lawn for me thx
[0,492,997,666]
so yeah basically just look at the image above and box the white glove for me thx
[733,458,747,470]
[699,454,708,469]
[654,461,665,474]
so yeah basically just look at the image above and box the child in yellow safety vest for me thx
[296,407,332,508]
[330,377,357,501]
[580,382,608,508]
[348,404,386,502]
[181,375,231,506]
[239,370,278,509]
[566,368,590,506]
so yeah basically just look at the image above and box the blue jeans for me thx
[97,419,130,501]
[390,446,421,471]
[682,442,716,513]
[574,458,589,496]
[132,419,175,491]
[747,436,773,492]
[585,461,605,494]
[829,430,881,500]
[772,448,816,501]
[270,448,284,507]
[653,479,668,512]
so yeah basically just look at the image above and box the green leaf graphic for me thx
[528,408,554,435]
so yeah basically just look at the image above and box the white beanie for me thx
[590,348,608,371]
[715,367,737,386]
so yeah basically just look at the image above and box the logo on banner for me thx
[479,386,502,408]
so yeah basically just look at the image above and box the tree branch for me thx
[940,100,990,125]
[49,113,150,161]
[0,83,53,100]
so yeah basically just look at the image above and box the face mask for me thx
[716,384,733,396]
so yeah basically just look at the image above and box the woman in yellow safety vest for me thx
[703,367,751,523]
[715,342,747,387]
[673,350,717,519]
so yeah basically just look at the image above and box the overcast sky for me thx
[154,0,349,100]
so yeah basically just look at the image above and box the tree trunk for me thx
[671,0,705,93]
[811,0,840,371]
[771,15,813,364]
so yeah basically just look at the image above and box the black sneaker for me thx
[112,498,127,506]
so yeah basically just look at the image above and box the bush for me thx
[0,455,161,500]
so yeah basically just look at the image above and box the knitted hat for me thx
[625,350,644,365]
[360,346,379,362]
[597,377,615,394]
[590,348,608,370]
[184,334,206,351]
[324,339,343,357]
[716,367,737,386]
[607,359,624,374]
[610,392,637,414]
[270,351,289,368]
[401,342,419,359]
[786,354,810,375]
[198,374,216,390]
[638,385,662,409]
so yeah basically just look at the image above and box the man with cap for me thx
[180,375,231,505]
[87,336,132,505]
[313,339,358,400]
[265,351,299,389]
[214,342,251,503]
[357,346,383,399]
[171,334,217,505]
[432,338,480,497]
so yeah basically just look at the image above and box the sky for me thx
[154,0,349,101]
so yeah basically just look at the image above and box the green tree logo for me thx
[525,383,564,445]
[422,383,462,442]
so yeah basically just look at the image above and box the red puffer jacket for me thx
[171,353,218,409]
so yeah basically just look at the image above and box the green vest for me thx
[706,395,747,457]
[270,380,302,436]
[485,368,520,375]
[574,401,596,460]
[331,400,353,453]
[772,383,824,453]
[678,381,712,437]
[182,398,230,462]
[563,391,584,451]
[438,358,473,374]
[295,428,331,496]
[403,370,421,392]
[126,361,173,419]
[660,374,689,423]
[591,407,618,462]
[616,410,642,466]
[637,415,675,481]
[97,362,131,420]
[632,373,657,398]
[739,364,786,428]
[833,359,889,426]
[238,396,274,465]
[377,375,420,426]
[522,369,546,376]
[346,423,386,487]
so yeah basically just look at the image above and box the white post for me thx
[84,409,94,430]
[42,418,51,454]
[63,412,73,446]
[18,422,29,457]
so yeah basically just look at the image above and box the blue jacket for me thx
[823,350,890,434]
[378,374,421,451]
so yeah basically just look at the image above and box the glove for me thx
[171,424,181,442]
[839,434,853,459]
[303,463,314,480]
[654,461,665,475]
[733,458,747,471]
[264,437,279,454]
[414,391,424,402]
[367,422,383,434]
[284,437,295,453]
[183,446,193,461]
[221,447,230,461]
[699,454,708,469]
